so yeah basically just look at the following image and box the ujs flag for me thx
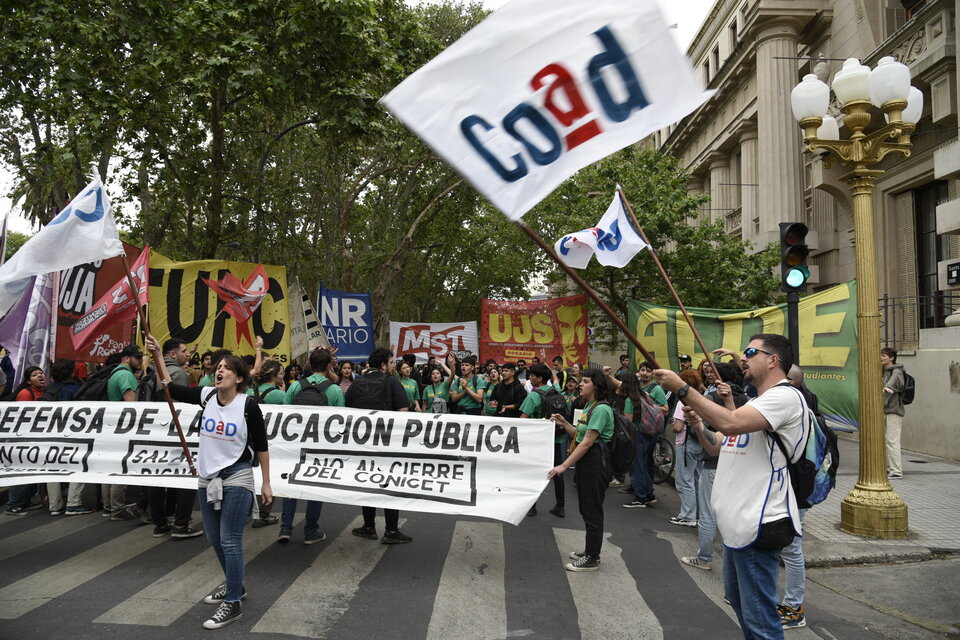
[554,190,648,269]
[381,0,712,220]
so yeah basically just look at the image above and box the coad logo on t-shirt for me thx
[203,418,238,437]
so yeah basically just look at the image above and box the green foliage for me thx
[528,146,780,344]
[3,231,30,262]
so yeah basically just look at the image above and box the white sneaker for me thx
[681,556,712,571]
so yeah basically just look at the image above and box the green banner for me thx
[627,281,859,430]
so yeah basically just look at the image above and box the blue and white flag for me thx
[0,171,123,317]
[554,190,648,269]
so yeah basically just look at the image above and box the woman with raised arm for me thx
[146,335,271,631]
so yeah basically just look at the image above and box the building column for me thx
[755,21,805,245]
[687,174,707,225]
[739,127,759,247]
[708,153,731,225]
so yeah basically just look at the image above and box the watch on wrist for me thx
[677,383,691,400]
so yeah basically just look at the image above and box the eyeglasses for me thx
[743,347,774,359]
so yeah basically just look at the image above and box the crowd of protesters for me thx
[1,338,815,635]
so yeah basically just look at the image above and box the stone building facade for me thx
[654,0,959,459]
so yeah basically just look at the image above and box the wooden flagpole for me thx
[615,186,721,382]
[120,252,196,476]
[512,221,659,369]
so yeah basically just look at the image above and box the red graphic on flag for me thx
[70,246,150,351]
[201,265,269,347]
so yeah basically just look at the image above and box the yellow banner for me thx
[148,251,291,363]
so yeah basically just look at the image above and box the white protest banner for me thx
[390,321,479,365]
[381,0,712,220]
[0,402,551,525]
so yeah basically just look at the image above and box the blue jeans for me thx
[4,484,34,510]
[199,463,254,603]
[630,432,655,500]
[723,545,784,640]
[674,440,703,520]
[780,509,807,609]
[696,468,717,562]
[280,498,324,536]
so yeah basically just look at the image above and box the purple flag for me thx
[0,273,57,380]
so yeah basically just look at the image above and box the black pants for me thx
[148,487,197,528]
[552,442,566,507]
[362,507,399,531]
[575,444,610,558]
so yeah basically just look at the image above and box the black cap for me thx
[501,362,517,371]
[679,354,692,361]
[120,344,144,357]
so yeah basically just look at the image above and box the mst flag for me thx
[69,247,149,351]
[201,264,270,347]
[555,190,648,268]
[381,0,712,220]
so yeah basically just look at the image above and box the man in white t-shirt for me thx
[655,333,807,640]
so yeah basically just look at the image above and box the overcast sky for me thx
[1,0,714,235]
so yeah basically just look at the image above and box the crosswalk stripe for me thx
[0,524,166,619]
[0,513,103,563]
[553,528,664,640]
[426,521,506,640]
[93,516,305,627]
[657,530,740,628]
[251,516,405,638]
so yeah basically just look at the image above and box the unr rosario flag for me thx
[381,0,713,219]
[554,189,648,268]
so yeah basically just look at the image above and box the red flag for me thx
[201,265,269,347]
[69,246,150,351]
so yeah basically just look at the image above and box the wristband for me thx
[677,383,691,400]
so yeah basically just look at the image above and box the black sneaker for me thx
[277,528,292,544]
[304,532,326,545]
[251,515,278,528]
[4,507,28,516]
[381,529,413,545]
[565,555,600,572]
[622,500,647,509]
[203,584,247,605]
[203,601,242,629]
[549,504,565,518]
[171,525,204,539]
[153,524,172,537]
[352,525,378,540]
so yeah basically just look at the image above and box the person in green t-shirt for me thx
[547,368,614,573]
[253,360,286,405]
[397,360,421,412]
[450,356,487,415]
[519,363,563,518]
[107,344,143,402]
[421,360,455,413]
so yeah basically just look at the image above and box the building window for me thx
[901,0,926,19]
[703,61,710,86]
[729,21,738,47]
[914,181,949,328]
[711,46,720,75]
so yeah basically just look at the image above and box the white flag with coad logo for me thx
[554,190,648,269]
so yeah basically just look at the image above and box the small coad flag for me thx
[201,265,269,347]
[381,0,712,220]
[70,247,150,352]
[554,190,648,269]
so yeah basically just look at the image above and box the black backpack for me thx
[40,381,67,402]
[607,408,637,476]
[292,379,333,406]
[74,365,121,401]
[348,373,391,410]
[136,366,161,402]
[901,371,916,405]
[534,387,569,420]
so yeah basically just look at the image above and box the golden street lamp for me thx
[790,57,922,538]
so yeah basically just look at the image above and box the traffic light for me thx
[780,222,810,292]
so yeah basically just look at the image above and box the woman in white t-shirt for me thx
[149,337,271,631]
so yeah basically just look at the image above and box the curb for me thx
[804,546,945,568]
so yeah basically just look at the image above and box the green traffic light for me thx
[785,266,810,288]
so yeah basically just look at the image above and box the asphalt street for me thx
[0,477,952,640]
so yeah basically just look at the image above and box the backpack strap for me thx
[767,383,812,466]
[199,387,218,410]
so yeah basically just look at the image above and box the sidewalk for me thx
[803,435,960,567]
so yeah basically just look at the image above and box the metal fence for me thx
[879,293,960,351]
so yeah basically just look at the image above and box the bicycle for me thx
[652,434,675,484]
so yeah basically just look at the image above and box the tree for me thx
[528,145,780,345]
